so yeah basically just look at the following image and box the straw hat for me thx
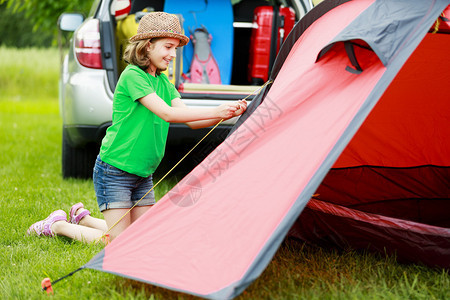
[130,12,189,46]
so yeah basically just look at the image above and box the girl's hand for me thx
[216,103,238,119]
[233,100,247,117]
[215,100,248,120]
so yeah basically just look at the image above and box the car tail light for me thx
[74,19,103,69]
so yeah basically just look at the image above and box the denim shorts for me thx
[93,155,156,212]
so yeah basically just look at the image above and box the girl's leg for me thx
[130,205,153,223]
[51,221,104,244]
[101,208,131,241]
[72,205,108,232]
[79,215,108,232]
[98,206,152,241]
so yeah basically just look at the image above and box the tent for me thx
[83,1,450,299]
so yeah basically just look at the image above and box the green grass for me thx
[0,47,60,102]
[0,47,448,299]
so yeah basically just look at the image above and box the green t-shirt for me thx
[100,65,180,177]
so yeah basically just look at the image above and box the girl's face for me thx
[147,37,180,73]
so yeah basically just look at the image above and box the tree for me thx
[1,0,93,43]
[0,3,52,47]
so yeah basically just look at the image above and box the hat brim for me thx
[129,32,189,46]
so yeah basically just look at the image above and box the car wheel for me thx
[62,128,99,179]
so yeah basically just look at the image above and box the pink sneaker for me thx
[27,210,67,237]
[69,202,91,224]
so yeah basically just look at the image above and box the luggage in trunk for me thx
[248,6,295,85]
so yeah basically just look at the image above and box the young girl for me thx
[27,12,247,243]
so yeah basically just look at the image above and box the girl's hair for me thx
[123,38,164,75]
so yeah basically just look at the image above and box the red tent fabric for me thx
[290,25,450,267]
[84,1,450,298]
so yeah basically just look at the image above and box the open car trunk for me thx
[112,0,309,101]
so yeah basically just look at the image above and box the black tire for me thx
[62,128,99,179]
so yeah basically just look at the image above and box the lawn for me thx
[0,47,448,299]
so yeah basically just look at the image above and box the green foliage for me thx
[0,3,54,47]
[1,47,449,299]
[0,0,93,47]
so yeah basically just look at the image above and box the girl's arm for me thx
[171,98,247,129]
[138,93,246,129]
